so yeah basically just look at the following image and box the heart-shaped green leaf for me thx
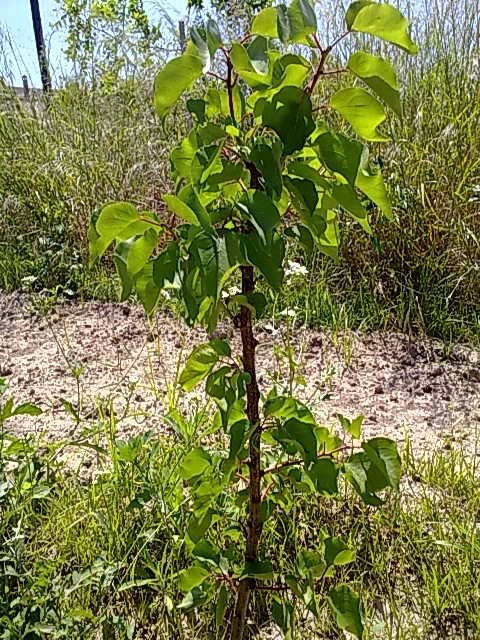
[331,87,390,142]
[327,584,364,638]
[154,53,203,121]
[349,2,418,54]
[348,51,402,117]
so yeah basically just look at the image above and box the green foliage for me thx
[91,1,418,328]
[331,87,390,142]
[347,51,402,118]
[54,0,165,85]
[154,54,204,121]
[346,2,419,54]
[327,584,364,637]
[87,2,419,637]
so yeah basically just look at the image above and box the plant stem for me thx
[226,56,235,122]
[230,265,262,640]
[227,51,263,637]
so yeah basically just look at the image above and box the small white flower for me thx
[222,285,241,299]
[284,260,308,278]
[280,308,296,318]
[161,289,171,300]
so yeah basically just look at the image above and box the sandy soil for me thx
[1,291,479,460]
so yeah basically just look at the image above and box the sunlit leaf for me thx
[356,163,392,218]
[348,51,402,117]
[362,437,401,490]
[297,549,326,577]
[324,537,356,567]
[171,132,198,180]
[287,0,317,44]
[11,403,43,417]
[136,263,162,316]
[126,228,158,275]
[345,0,373,29]
[154,53,203,121]
[252,7,278,37]
[231,43,270,89]
[179,565,210,592]
[180,447,212,480]
[180,343,220,391]
[331,87,390,142]
[93,203,158,262]
[331,182,371,232]
[337,413,364,439]
[186,511,214,545]
[163,195,200,225]
[113,240,135,301]
[349,2,418,54]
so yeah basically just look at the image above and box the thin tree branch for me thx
[240,33,255,45]
[226,55,236,121]
[207,71,227,83]
[139,216,163,227]
[321,68,349,75]
[305,30,351,95]
[256,584,290,591]
[262,447,349,476]
[329,30,351,51]
[261,481,274,501]
[312,33,323,51]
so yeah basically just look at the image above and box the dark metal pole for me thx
[30,0,52,91]
[178,20,186,52]
[22,74,29,97]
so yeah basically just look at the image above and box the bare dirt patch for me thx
[1,291,479,457]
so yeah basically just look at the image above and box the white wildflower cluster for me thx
[284,259,308,285]
[280,308,296,317]
[221,285,241,299]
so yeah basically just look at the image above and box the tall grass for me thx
[295,0,480,343]
[0,79,181,298]
[0,0,479,342]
